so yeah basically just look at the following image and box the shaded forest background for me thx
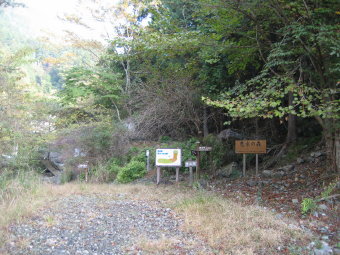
[0,0,339,182]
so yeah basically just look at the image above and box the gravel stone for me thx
[4,195,212,255]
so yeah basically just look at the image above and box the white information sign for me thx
[185,160,197,167]
[156,149,182,167]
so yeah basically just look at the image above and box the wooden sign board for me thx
[235,140,267,154]
[185,160,197,167]
[198,146,212,152]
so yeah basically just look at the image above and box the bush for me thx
[60,170,74,184]
[116,160,146,183]
[126,147,146,163]
[0,169,40,201]
[90,160,120,183]
[301,198,317,215]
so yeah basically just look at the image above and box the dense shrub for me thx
[90,160,120,183]
[116,160,146,183]
[60,170,74,184]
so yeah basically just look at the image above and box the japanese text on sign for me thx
[235,140,267,154]
[198,146,212,152]
[185,160,197,167]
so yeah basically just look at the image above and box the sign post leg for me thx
[196,151,200,180]
[243,154,246,177]
[256,154,259,176]
[157,167,161,185]
[175,167,179,183]
[189,167,193,186]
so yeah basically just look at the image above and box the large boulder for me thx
[217,129,243,140]
[262,170,285,178]
[216,162,239,178]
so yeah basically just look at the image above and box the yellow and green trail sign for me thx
[156,149,182,167]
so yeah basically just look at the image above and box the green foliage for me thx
[60,170,74,184]
[300,178,338,215]
[90,160,120,183]
[321,179,338,199]
[203,1,339,121]
[0,169,40,200]
[60,66,122,108]
[301,198,317,215]
[282,135,321,163]
[172,138,197,171]
[201,134,227,170]
[176,193,213,208]
[159,136,171,143]
[116,160,146,183]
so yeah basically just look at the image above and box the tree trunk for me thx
[286,91,297,144]
[323,118,340,173]
[335,129,340,173]
[203,106,209,137]
[255,117,259,139]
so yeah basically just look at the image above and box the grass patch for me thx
[0,182,310,254]
[175,193,306,254]
[133,235,181,254]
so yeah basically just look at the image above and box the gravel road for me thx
[4,194,212,255]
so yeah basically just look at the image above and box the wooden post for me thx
[85,167,88,183]
[196,151,200,180]
[189,167,193,186]
[146,150,150,172]
[256,154,259,176]
[196,142,200,181]
[243,154,246,177]
[157,167,161,185]
[175,167,179,183]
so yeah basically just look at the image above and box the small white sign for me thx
[156,149,182,167]
[185,160,196,167]
[198,146,212,152]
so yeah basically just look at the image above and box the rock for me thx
[246,179,257,187]
[311,151,323,158]
[217,129,243,140]
[313,241,333,255]
[216,162,238,178]
[307,157,315,163]
[262,170,274,177]
[297,158,305,164]
[318,204,328,211]
[274,171,285,177]
[280,164,295,172]
[262,169,284,178]
[275,213,283,219]
[197,179,208,189]
[46,238,57,246]
[292,199,299,204]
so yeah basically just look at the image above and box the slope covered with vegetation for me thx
[0,0,339,253]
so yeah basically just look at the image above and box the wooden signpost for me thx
[194,142,212,180]
[78,161,89,182]
[235,140,267,176]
